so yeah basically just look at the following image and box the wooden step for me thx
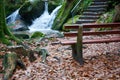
[93,0,107,2]
[85,8,106,12]
[83,12,102,16]
[88,5,108,9]
[91,2,108,5]
[80,15,99,19]
[76,19,96,24]
[75,0,108,24]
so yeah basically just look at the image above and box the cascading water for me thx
[29,1,62,32]
[6,9,20,24]
[6,9,27,31]
[6,0,61,33]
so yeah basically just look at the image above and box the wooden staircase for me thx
[76,0,108,24]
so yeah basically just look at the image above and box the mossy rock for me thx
[14,34,29,39]
[31,31,45,38]
[19,0,60,25]
[48,0,61,13]
[19,0,45,25]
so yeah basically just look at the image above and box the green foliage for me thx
[0,38,12,45]
[97,10,115,23]
[48,0,61,13]
[96,10,115,31]
[52,0,80,30]
[5,0,25,16]
[76,0,92,14]
[65,15,80,24]
[108,0,120,10]
[49,0,62,5]
[52,0,93,30]
[31,31,45,39]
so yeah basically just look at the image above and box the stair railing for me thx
[71,0,82,23]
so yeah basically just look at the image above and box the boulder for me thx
[7,19,29,31]
[19,0,60,25]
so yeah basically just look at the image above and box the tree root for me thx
[3,52,26,80]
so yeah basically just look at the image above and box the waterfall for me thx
[6,9,20,24]
[6,1,61,32]
[29,1,62,32]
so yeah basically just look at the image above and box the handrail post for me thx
[71,12,74,23]
[71,0,82,23]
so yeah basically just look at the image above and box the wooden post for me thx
[71,44,77,60]
[76,25,84,65]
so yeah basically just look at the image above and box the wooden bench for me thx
[61,23,120,65]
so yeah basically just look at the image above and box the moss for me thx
[3,52,18,80]
[0,38,12,45]
[52,0,75,30]
[52,0,93,30]
[65,15,80,24]
[31,31,45,38]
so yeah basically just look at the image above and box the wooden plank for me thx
[61,41,76,45]
[64,24,82,29]
[64,23,120,29]
[61,37,120,45]
[83,23,120,28]
[64,30,120,37]
[83,30,120,36]
[64,32,77,37]
[83,37,120,44]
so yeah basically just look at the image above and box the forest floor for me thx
[0,35,120,80]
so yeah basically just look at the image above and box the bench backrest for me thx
[64,23,120,37]
[63,23,120,44]
[64,23,120,29]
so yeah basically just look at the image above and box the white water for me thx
[29,1,62,32]
[6,9,20,24]
[6,1,61,33]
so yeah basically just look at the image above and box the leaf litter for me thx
[0,35,120,80]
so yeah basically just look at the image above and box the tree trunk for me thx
[52,0,92,30]
[52,0,78,30]
[0,0,21,45]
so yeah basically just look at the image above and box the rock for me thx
[19,0,60,25]
[40,30,64,38]
[6,0,61,31]
[19,1,44,25]
[14,33,30,39]
[31,31,45,39]
[39,48,49,63]
[7,45,37,62]
[7,19,29,31]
